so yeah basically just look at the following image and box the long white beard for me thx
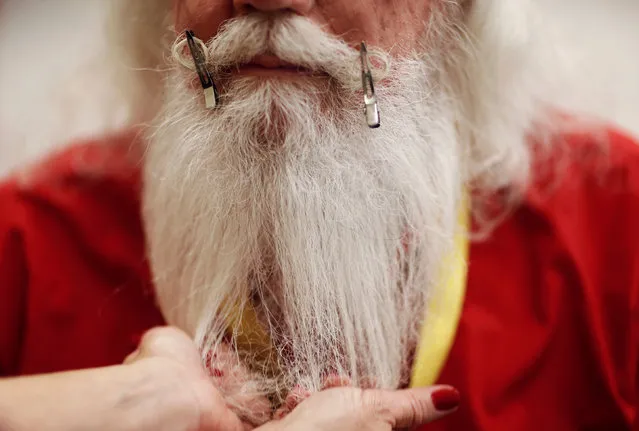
[143,13,464,418]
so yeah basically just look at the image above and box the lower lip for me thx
[233,65,317,77]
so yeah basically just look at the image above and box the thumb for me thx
[205,408,248,431]
[137,326,202,367]
[365,385,459,429]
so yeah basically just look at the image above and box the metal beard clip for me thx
[185,30,219,109]
[360,42,380,129]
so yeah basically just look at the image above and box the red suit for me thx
[1,128,637,430]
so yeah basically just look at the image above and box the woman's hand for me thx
[259,384,459,431]
[124,326,258,431]
[0,326,255,431]
[0,326,458,431]
[128,328,459,430]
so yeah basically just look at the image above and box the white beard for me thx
[143,11,465,419]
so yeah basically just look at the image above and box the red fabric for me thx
[0,132,164,374]
[0,129,638,430]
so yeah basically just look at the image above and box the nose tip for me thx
[234,0,314,15]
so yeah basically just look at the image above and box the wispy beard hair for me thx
[143,11,464,421]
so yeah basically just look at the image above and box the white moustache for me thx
[198,13,390,91]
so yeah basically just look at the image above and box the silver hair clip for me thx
[185,30,219,109]
[360,42,380,129]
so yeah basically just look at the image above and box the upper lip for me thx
[245,54,306,70]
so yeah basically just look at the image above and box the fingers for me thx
[322,375,352,389]
[363,385,460,428]
[206,407,248,431]
[275,375,350,420]
[123,327,256,431]
[273,385,312,419]
[122,349,140,364]
[132,326,202,367]
[206,343,273,423]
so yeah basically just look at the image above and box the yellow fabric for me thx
[410,199,469,387]
[227,302,277,372]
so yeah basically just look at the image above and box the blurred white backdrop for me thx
[0,0,638,175]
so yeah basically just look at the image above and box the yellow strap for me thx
[410,199,469,387]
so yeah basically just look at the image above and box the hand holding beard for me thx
[147,8,462,406]
[123,327,459,431]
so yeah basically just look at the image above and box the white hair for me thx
[107,0,562,196]
[145,14,461,419]
[107,0,569,422]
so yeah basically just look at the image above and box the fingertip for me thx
[209,409,247,431]
[430,386,460,413]
[373,385,460,428]
[142,326,192,344]
[123,349,140,365]
[137,326,201,365]
[322,375,351,389]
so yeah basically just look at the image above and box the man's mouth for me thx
[233,54,317,77]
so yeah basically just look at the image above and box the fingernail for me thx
[211,368,224,377]
[273,408,288,420]
[322,375,351,390]
[431,387,460,411]
[284,386,311,410]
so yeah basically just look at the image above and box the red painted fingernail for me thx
[273,408,288,420]
[322,375,351,390]
[431,387,460,411]
[211,368,224,377]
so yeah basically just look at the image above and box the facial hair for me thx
[143,10,464,419]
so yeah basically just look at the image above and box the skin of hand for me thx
[0,327,245,431]
[259,385,457,431]
[0,326,456,431]
[128,327,459,431]
[123,326,254,431]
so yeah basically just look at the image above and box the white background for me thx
[0,0,638,175]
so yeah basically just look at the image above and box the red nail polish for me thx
[431,388,460,411]
[273,408,288,420]
[204,351,218,363]
[211,368,224,377]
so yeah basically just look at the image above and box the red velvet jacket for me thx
[1,129,638,430]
